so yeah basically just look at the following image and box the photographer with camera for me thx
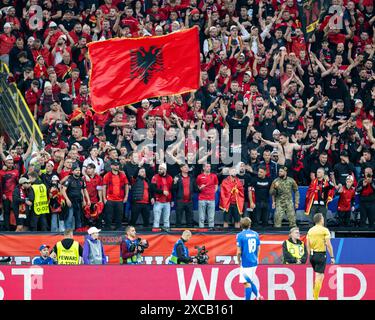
[169,230,197,265]
[120,225,149,264]
[356,167,375,229]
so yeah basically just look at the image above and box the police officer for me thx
[120,225,148,264]
[270,166,299,228]
[169,230,197,264]
[282,227,307,264]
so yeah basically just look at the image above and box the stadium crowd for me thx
[0,0,374,232]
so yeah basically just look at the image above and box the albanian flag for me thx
[87,27,200,113]
[219,176,245,214]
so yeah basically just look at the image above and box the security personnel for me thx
[282,227,307,264]
[120,226,148,264]
[169,230,197,264]
[52,229,83,265]
[29,172,49,231]
[307,213,335,300]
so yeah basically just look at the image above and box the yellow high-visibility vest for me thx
[32,183,49,215]
[56,241,80,265]
[285,239,305,261]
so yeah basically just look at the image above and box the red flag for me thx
[219,176,245,214]
[87,27,200,113]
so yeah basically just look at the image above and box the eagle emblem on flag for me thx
[130,46,164,84]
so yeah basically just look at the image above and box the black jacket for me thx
[172,173,199,202]
[12,186,33,216]
[356,178,375,202]
[132,176,153,202]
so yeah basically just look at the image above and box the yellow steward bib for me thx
[56,241,80,265]
[32,184,49,215]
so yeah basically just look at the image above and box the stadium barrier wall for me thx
[0,233,374,265]
[0,264,371,300]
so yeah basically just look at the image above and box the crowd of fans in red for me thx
[0,0,374,232]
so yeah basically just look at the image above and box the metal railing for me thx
[0,62,43,148]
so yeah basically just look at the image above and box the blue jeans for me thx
[51,214,59,232]
[65,201,82,230]
[153,202,171,228]
[198,200,216,227]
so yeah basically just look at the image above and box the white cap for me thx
[355,99,363,105]
[4,22,11,29]
[47,160,55,167]
[230,25,237,31]
[159,163,167,170]
[5,155,13,161]
[88,227,101,235]
[51,175,59,181]
[72,142,82,150]
[273,129,280,135]
[28,36,35,42]
[141,99,149,104]
[245,71,252,76]
[49,21,57,28]
[155,25,163,31]
[44,81,52,88]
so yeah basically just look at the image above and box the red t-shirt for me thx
[103,171,129,201]
[137,180,150,204]
[151,174,173,203]
[84,174,103,204]
[361,183,374,197]
[182,176,191,203]
[0,169,19,200]
[196,173,218,201]
[0,33,16,55]
[136,108,147,129]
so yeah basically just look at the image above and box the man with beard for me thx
[236,162,252,214]
[309,152,333,182]
[103,160,129,231]
[172,164,199,228]
[62,164,91,231]
[151,163,173,231]
[333,151,356,186]
[131,168,152,228]
[249,166,272,228]
[257,149,278,181]
[270,166,299,228]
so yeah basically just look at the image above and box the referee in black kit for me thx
[306,213,335,300]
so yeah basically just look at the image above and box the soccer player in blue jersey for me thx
[236,217,263,300]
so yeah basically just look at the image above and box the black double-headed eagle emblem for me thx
[130,46,164,84]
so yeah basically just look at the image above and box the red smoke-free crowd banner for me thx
[0,265,372,300]
[0,233,298,265]
[87,27,200,113]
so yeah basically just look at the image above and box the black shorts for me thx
[224,204,241,223]
[310,252,327,274]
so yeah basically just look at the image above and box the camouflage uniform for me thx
[270,177,299,228]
